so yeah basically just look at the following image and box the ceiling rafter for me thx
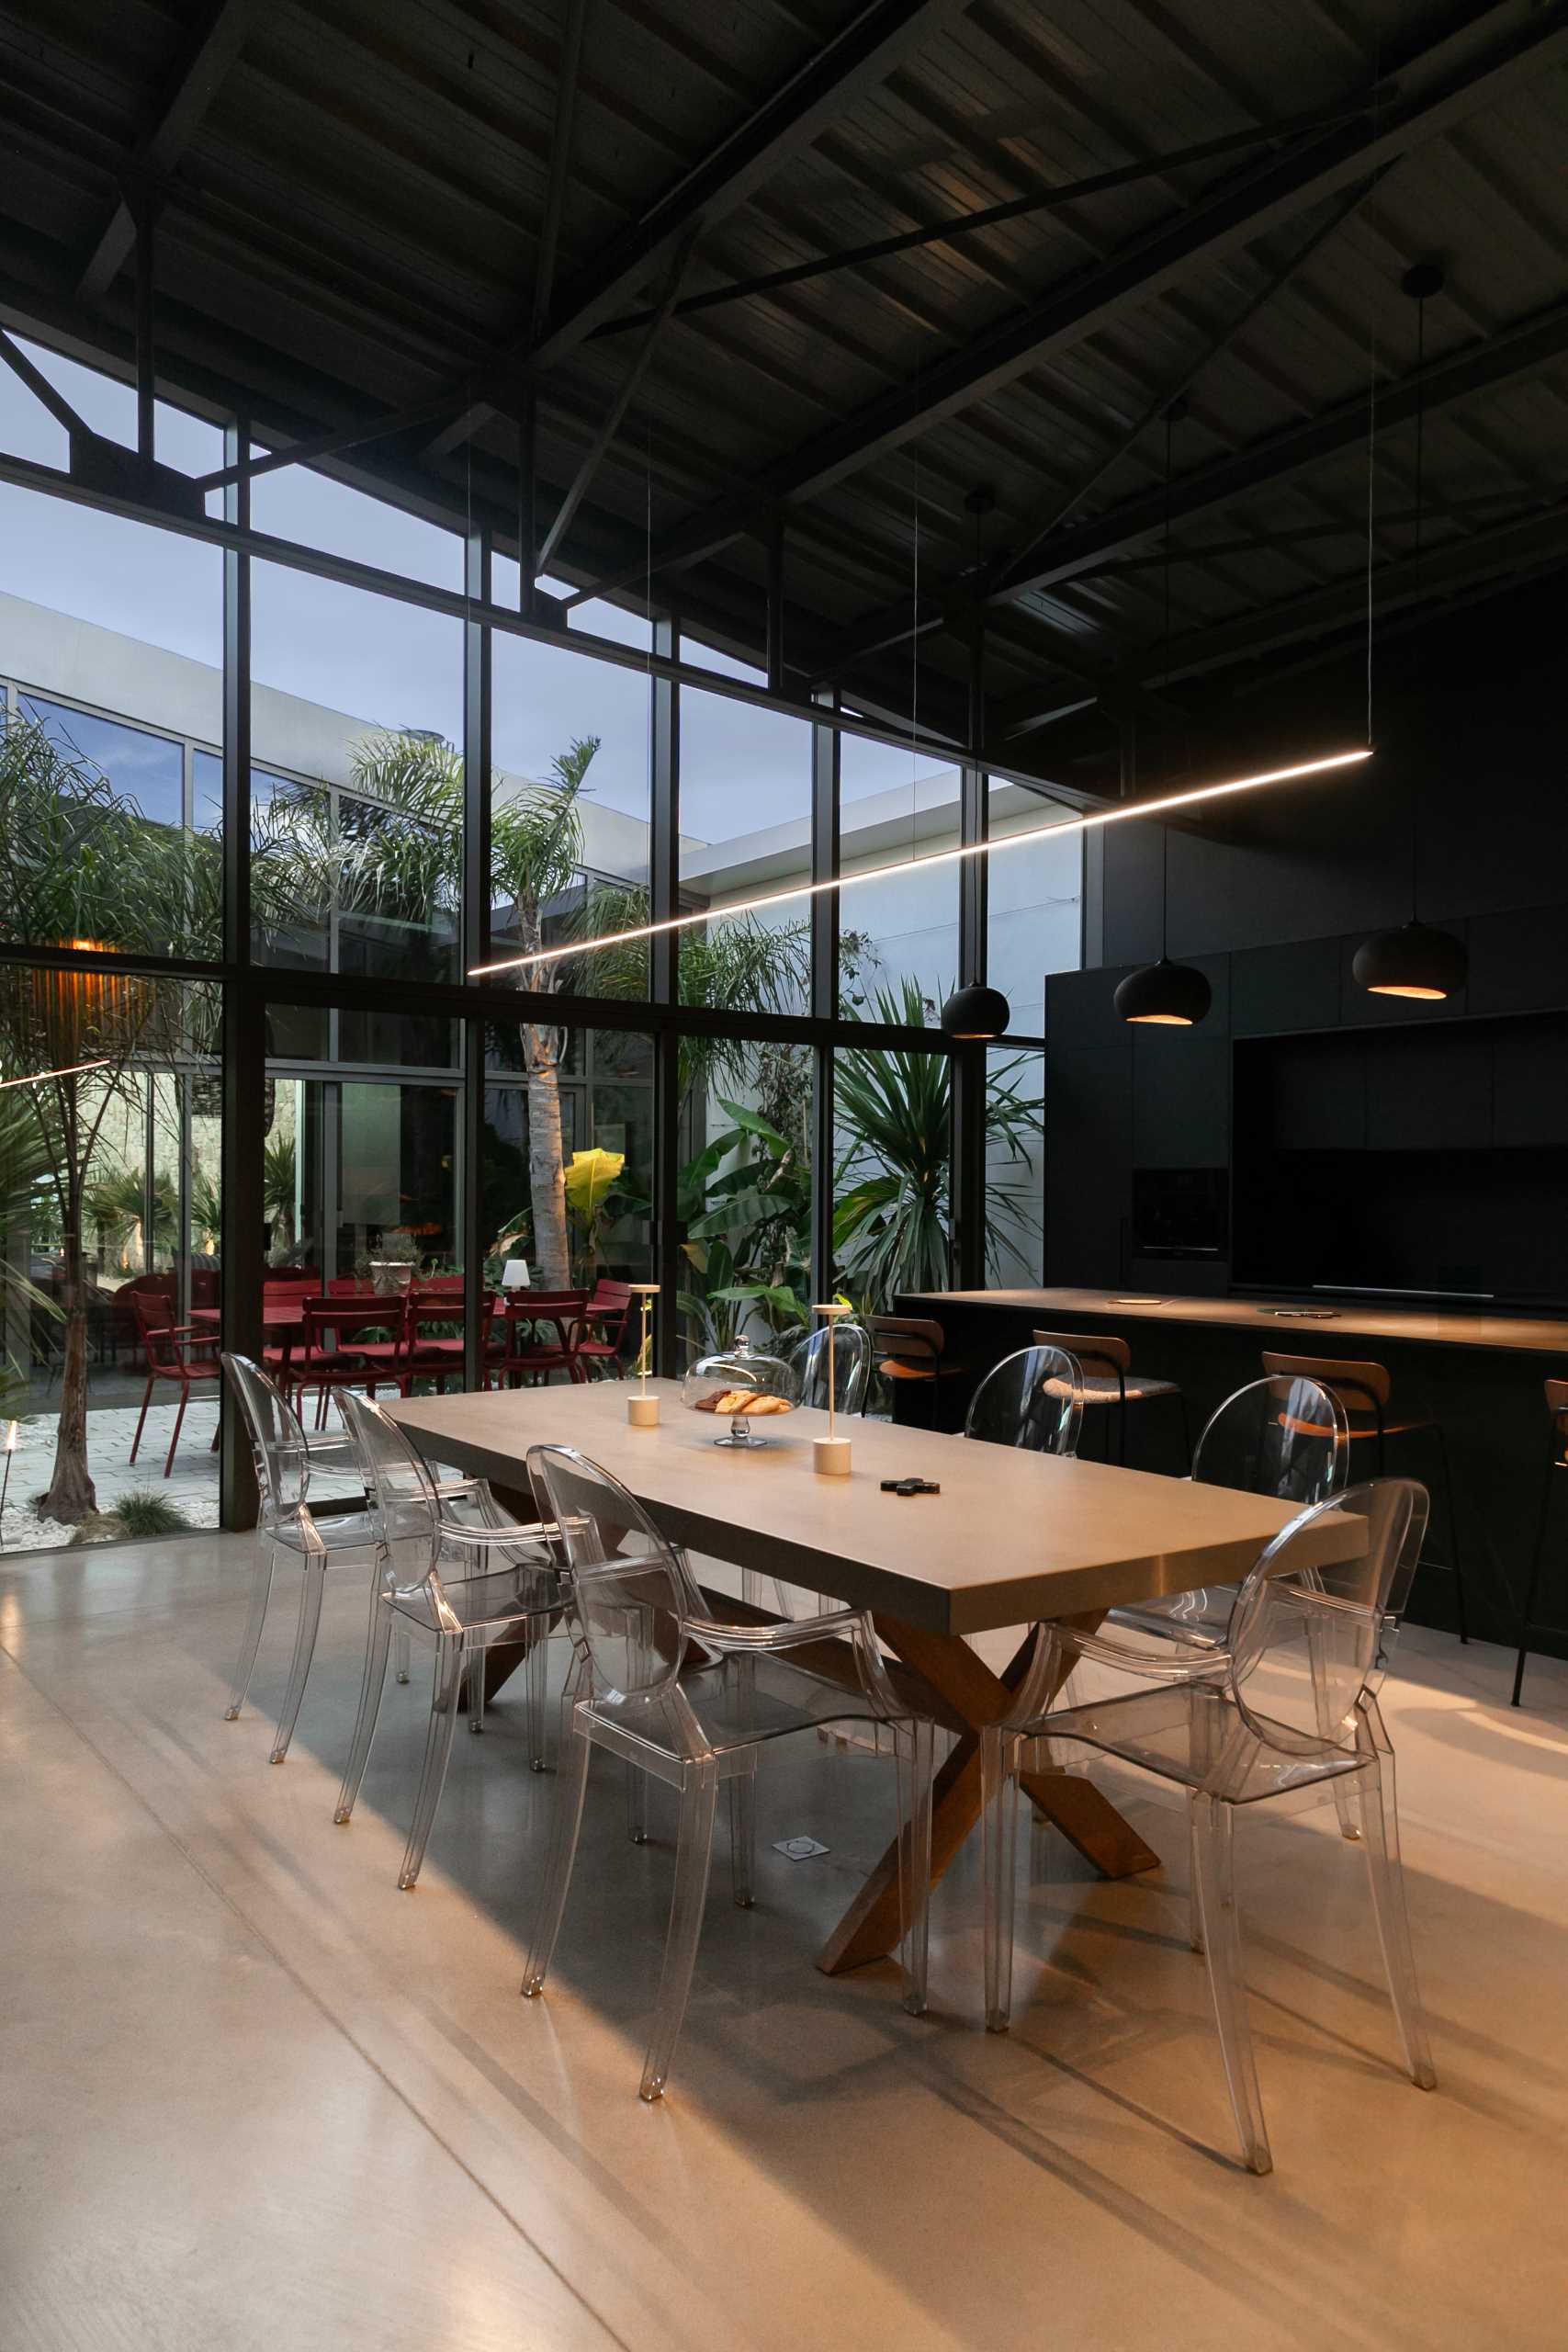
[562,0,1568,605]
[1138,497,1568,684]
[76,0,260,303]
[1000,292,1568,602]
[427,0,976,457]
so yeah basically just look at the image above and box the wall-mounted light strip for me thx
[469,747,1371,979]
[0,1057,111,1089]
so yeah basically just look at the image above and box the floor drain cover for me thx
[773,1835,829,1860]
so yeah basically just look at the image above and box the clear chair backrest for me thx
[1191,1374,1349,1506]
[787,1321,871,1415]
[221,1351,310,1521]
[528,1444,701,1701]
[1225,1478,1428,1758]
[334,1390,443,1596]
[964,1344,1084,1456]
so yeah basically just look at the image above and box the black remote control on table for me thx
[880,1476,942,1496]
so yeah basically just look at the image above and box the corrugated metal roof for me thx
[0,0,1564,780]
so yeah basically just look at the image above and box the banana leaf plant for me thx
[675,1096,813,1352]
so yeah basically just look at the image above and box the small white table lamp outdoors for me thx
[812,1303,853,1476]
[626,1283,661,1425]
[501,1259,532,1290]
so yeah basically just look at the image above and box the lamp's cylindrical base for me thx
[813,1435,852,1478]
[626,1394,660,1428]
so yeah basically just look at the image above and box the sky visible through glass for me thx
[0,344,965,848]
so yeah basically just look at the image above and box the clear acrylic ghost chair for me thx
[1109,1374,1350,1647]
[983,1478,1435,2175]
[964,1343,1085,1455]
[786,1318,872,1415]
[522,1442,935,2102]
[221,1351,384,1764]
[741,1322,874,1618]
[332,1391,564,1890]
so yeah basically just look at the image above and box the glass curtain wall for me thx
[0,334,1078,1555]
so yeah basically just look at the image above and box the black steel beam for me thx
[588,102,1375,338]
[0,324,90,437]
[77,0,259,302]
[433,0,975,451]
[987,171,1386,600]
[196,383,490,492]
[534,228,696,575]
[1005,291,1568,604]
[1142,500,1568,684]
[570,1,1568,597]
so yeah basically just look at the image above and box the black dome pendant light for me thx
[1353,264,1467,1004]
[942,484,1010,1042]
[1115,399,1211,1028]
[941,979,1011,1039]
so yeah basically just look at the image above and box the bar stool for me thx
[867,1315,972,1427]
[1030,1327,1190,1468]
[1261,1349,1469,1643]
[1510,1377,1568,1708]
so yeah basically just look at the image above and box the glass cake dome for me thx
[682,1333,799,1446]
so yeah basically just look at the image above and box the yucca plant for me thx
[833,978,1043,1314]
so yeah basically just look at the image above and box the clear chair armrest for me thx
[303,1430,357,1461]
[434,1511,559,1551]
[683,1606,859,1653]
[1052,1624,1229,1679]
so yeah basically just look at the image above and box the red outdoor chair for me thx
[490,1290,590,1388]
[401,1288,491,1396]
[261,1279,319,1383]
[575,1280,634,1380]
[118,1271,178,1370]
[128,1290,222,1477]
[290,1297,406,1429]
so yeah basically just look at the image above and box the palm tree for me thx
[338,728,604,1285]
[0,715,224,1520]
[339,730,819,1288]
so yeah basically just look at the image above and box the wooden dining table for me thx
[389,1379,1337,1976]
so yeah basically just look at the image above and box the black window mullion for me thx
[651,616,681,1374]
[953,623,987,1290]
[810,685,840,1306]
[462,525,491,1385]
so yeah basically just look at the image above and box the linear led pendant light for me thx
[1353,264,1466,1003]
[1116,400,1211,1028]
[470,750,1370,979]
[0,1057,110,1089]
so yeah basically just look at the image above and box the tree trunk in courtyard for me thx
[40,1158,96,1524]
[524,1021,571,1288]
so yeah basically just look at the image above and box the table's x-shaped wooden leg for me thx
[816,1611,1160,1976]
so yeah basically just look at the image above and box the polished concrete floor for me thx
[3,1531,1566,2351]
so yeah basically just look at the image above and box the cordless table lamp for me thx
[626,1283,661,1426]
[812,1302,853,1476]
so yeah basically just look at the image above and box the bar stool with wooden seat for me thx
[1261,1349,1469,1643]
[866,1315,972,1427]
[1031,1327,1190,1468]
[1510,1377,1568,1707]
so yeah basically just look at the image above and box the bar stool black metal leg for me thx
[1430,1423,1468,1645]
[1511,1458,1556,1708]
